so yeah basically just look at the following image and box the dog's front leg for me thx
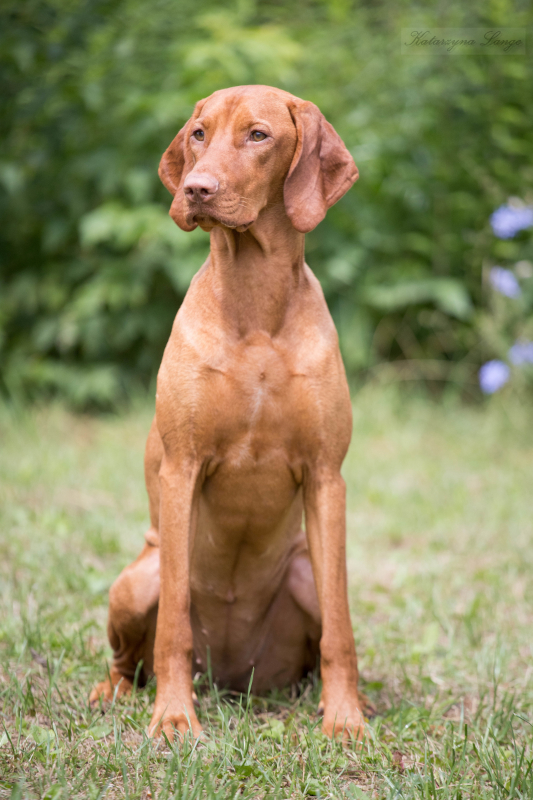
[304,468,365,742]
[148,454,203,741]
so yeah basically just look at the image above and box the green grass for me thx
[1,387,532,799]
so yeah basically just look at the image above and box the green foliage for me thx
[1,0,532,405]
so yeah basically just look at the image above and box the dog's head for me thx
[159,85,358,235]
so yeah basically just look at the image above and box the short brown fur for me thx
[90,85,364,742]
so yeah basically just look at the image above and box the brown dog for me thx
[90,84,364,742]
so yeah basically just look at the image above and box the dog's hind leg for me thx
[90,418,163,707]
[89,540,160,706]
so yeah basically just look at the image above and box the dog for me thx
[90,84,364,742]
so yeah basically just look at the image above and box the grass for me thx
[1,386,532,799]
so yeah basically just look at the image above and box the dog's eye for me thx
[250,131,267,142]
[192,130,205,142]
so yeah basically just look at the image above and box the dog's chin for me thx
[189,211,255,233]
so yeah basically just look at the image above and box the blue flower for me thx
[509,341,533,366]
[489,267,521,298]
[479,360,510,394]
[490,204,533,239]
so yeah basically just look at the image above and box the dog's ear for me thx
[284,101,358,234]
[158,100,206,232]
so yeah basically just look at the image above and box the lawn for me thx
[1,387,532,799]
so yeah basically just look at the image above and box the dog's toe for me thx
[358,691,378,720]
[89,675,133,708]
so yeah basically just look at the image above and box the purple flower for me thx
[479,360,510,394]
[489,267,521,298]
[490,204,533,239]
[509,341,533,366]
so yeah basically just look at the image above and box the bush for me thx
[1,0,532,406]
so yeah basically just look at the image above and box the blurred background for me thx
[2,6,533,793]
[1,0,533,408]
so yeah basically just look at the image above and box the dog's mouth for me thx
[192,213,255,233]
[186,202,255,233]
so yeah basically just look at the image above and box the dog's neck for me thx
[207,207,306,339]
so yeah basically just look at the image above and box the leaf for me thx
[234,758,262,778]
[363,681,383,692]
[259,718,285,741]
[346,786,372,800]
[43,785,63,800]
[363,278,473,319]
[29,725,53,745]
[85,724,112,740]
[305,779,324,796]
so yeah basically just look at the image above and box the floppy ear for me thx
[158,100,206,232]
[284,101,358,234]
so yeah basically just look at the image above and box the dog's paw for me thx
[148,703,203,742]
[89,674,132,709]
[321,704,366,744]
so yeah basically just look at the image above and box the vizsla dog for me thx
[90,84,364,742]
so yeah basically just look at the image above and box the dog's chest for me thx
[202,336,310,462]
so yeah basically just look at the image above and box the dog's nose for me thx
[183,173,219,203]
